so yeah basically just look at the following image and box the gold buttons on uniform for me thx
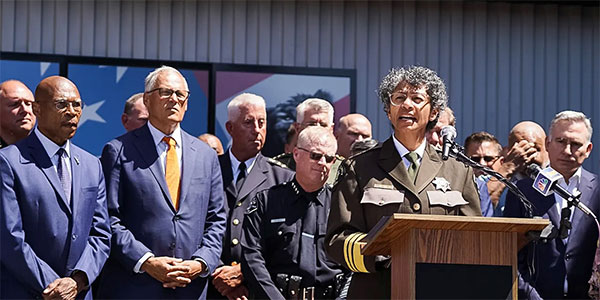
[232,238,239,245]
[233,219,240,225]
[412,203,421,211]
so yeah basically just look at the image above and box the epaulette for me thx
[272,152,291,160]
[348,142,383,160]
[266,157,289,169]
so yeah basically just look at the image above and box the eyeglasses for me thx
[470,155,499,163]
[54,99,84,112]
[388,92,429,107]
[297,147,336,163]
[147,88,190,102]
[559,206,572,239]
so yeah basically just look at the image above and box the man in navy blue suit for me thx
[96,66,226,299]
[0,76,111,299]
[505,110,598,299]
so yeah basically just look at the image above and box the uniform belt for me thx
[300,285,336,300]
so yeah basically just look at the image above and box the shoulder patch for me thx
[266,157,289,169]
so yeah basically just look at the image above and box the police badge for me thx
[432,177,451,192]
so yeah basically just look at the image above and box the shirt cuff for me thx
[193,258,210,278]
[134,252,155,273]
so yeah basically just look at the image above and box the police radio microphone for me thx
[526,164,594,216]
[440,126,457,161]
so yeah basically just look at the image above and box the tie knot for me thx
[238,162,247,172]
[162,136,176,148]
[405,151,419,164]
[56,147,67,158]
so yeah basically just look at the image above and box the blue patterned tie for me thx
[56,148,71,204]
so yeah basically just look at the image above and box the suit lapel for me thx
[219,151,237,202]
[415,145,442,193]
[70,148,81,215]
[26,133,72,215]
[566,170,596,252]
[179,133,197,208]
[238,154,268,200]
[378,138,418,197]
[133,125,172,208]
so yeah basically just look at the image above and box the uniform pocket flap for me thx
[361,188,404,206]
[427,191,468,207]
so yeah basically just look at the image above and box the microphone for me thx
[440,126,457,161]
[526,164,594,216]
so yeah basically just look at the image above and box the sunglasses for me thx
[297,147,336,163]
[470,155,499,163]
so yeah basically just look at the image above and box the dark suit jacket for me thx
[505,168,599,299]
[95,124,226,299]
[0,133,111,299]
[325,137,482,299]
[218,152,294,266]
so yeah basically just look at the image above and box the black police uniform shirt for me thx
[241,179,343,299]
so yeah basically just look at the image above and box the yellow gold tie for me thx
[162,136,180,210]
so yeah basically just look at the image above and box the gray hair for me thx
[296,98,334,124]
[144,65,188,92]
[377,66,448,130]
[297,126,337,152]
[227,93,266,121]
[123,92,144,115]
[549,110,593,142]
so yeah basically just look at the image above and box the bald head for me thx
[508,121,549,167]
[198,133,224,155]
[33,76,82,146]
[335,113,372,158]
[0,80,35,145]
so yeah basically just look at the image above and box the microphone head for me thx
[440,126,457,140]
[526,163,542,179]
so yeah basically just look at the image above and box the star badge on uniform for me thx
[432,177,451,192]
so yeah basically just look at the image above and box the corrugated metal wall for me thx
[1,0,599,172]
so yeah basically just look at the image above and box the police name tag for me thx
[271,218,286,223]
[361,187,404,206]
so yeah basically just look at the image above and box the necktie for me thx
[56,148,71,204]
[162,136,180,210]
[299,197,317,286]
[405,151,420,183]
[236,162,247,193]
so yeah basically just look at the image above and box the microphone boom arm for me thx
[446,142,535,218]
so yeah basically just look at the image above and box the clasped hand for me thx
[141,256,205,289]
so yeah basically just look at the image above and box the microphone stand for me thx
[445,141,534,218]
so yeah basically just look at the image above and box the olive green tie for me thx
[405,152,420,183]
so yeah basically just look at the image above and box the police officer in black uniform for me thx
[242,126,345,300]
[212,93,294,299]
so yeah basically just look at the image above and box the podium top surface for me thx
[362,214,550,256]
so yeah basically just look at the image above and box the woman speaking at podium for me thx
[325,66,482,299]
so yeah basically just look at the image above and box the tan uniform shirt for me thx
[325,137,482,299]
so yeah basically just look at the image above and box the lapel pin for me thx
[74,156,80,165]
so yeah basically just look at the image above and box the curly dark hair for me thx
[377,66,448,131]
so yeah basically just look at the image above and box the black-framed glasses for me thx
[54,99,84,112]
[470,155,499,163]
[147,88,190,102]
[297,147,336,163]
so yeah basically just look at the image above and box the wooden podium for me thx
[361,214,549,299]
